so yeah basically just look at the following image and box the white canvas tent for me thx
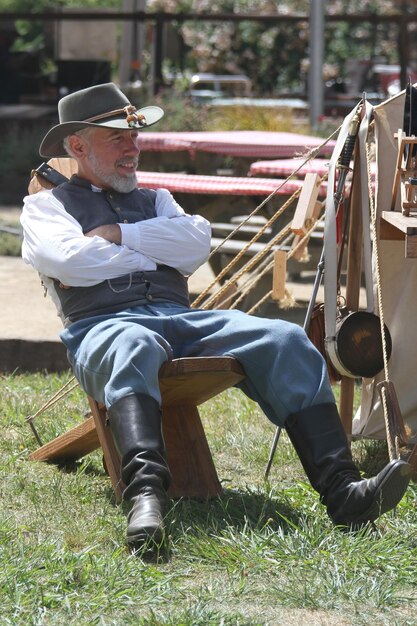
[352,88,417,444]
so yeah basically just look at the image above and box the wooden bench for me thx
[29,356,246,503]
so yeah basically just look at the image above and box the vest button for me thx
[146,294,153,301]
[123,219,128,223]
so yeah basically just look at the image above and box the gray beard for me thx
[87,152,138,193]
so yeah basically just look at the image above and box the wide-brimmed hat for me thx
[39,82,164,158]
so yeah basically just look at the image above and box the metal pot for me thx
[327,308,392,379]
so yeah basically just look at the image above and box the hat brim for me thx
[39,105,164,158]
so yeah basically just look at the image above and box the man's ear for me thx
[67,134,88,159]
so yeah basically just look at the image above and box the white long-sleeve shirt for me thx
[21,186,211,287]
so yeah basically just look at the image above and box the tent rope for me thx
[240,213,326,314]
[366,134,406,460]
[208,128,339,261]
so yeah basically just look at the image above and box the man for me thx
[21,82,411,551]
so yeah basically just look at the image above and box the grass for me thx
[0,120,53,205]
[1,372,417,625]
[205,105,311,133]
[0,230,21,256]
[0,212,22,256]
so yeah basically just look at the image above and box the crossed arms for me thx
[21,187,211,287]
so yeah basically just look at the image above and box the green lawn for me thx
[1,372,416,625]
[0,213,22,257]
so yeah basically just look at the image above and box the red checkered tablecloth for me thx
[249,157,377,178]
[138,131,335,159]
[249,158,330,177]
[136,171,329,196]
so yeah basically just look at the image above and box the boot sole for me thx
[337,460,411,528]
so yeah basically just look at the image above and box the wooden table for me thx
[138,130,336,176]
[249,157,376,178]
[138,130,336,159]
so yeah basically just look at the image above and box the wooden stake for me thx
[291,200,324,261]
[291,172,322,235]
[271,250,287,300]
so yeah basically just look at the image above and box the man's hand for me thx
[85,224,121,244]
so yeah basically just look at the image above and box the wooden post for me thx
[271,250,287,301]
[339,161,363,434]
[291,173,321,235]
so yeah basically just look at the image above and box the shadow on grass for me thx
[354,437,417,485]
[120,489,304,563]
[55,453,302,530]
[353,438,391,476]
[56,455,107,478]
[166,487,301,538]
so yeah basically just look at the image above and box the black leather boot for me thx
[285,403,411,528]
[107,393,171,550]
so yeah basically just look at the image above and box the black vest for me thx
[51,176,190,326]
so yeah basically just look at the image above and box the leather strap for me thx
[358,100,374,313]
[323,100,375,378]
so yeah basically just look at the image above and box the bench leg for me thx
[163,404,223,499]
[89,398,223,502]
[91,400,223,500]
[28,416,99,462]
[89,401,222,501]
[87,397,124,503]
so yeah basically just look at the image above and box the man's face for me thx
[79,127,140,193]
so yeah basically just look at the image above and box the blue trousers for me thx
[60,303,335,428]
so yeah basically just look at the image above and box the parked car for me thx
[188,73,252,103]
[187,72,308,115]
[372,64,417,97]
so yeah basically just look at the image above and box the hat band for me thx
[84,105,146,128]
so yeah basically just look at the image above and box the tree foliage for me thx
[148,0,415,95]
[0,0,119,8]
[1,0,415,96]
